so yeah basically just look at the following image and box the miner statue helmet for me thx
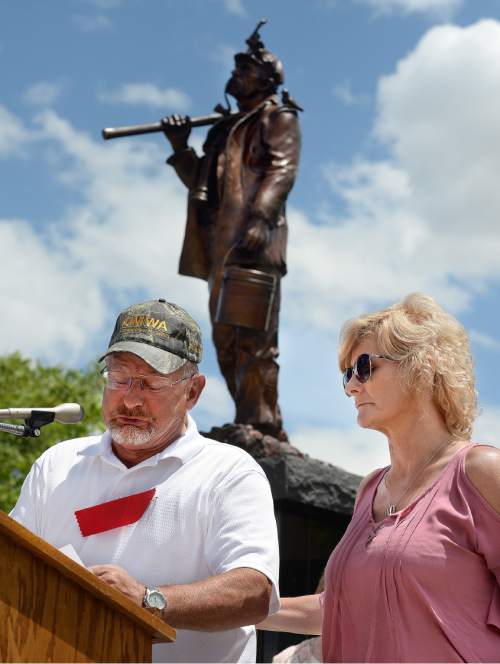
[234,18,285,90]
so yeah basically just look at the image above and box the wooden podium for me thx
[0,511,175,662]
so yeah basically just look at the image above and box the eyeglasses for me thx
[342,353,394,390]
[102,369,196,393]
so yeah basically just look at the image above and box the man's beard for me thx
[108,408,155,447]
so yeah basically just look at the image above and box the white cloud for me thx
[283,20,500,332]
[72,14,112,31]
[72,0,122,32]
[470,330,500,352]
[82,0,123,8]
[0,105,29,157]
[193,375,234,425]
[376,21,500,236]
[356,0,462,17]
[0,107,208,363]
[23,81,63,107]
[99,83,191,111]
[473,405,500,447]
[223,0,247,17]
[0,218,105,363]
[292,425,388,477]
[333,80,369,106]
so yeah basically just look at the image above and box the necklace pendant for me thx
[387,503,396,516]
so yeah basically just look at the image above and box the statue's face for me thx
[225,60,265,100]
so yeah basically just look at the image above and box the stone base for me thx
[258,453,361,514]
[203,422,303,459]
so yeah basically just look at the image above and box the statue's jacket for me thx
[167,95,301,282]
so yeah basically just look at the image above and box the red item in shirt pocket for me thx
[75,488,156,536]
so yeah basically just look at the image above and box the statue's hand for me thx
[239,217,270,252]
[161,114,192,151]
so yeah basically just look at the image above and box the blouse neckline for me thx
[369,441,474,525]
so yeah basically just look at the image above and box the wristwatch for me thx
[142,586,167,614]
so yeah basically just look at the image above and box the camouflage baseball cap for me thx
[100,299,203,375]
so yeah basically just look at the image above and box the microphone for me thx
[0,403,84,424]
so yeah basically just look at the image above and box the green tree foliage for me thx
[0,353,105,512]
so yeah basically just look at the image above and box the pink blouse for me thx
[322,444,500,662]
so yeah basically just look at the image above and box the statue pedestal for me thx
[203,423,362,662]
[203,422,303,458]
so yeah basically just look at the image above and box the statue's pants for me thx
[208,270,283,434]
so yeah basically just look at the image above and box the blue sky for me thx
[1,0,500,475]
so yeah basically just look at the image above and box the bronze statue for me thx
[162,20,301,439]
[101,20,301,440]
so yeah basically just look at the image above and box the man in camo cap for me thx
[11,298,280,663]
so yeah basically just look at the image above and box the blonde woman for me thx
[259,293,500,662]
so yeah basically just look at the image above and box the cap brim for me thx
[100,341,187,375]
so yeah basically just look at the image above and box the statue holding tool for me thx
[103,20,302,440]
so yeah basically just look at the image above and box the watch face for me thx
[148,590,166,610]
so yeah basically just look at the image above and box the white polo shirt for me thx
[11,415,280,663]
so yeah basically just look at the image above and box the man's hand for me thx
[161,114,192,152]
[89,564,145,606]
[239,217,270,252]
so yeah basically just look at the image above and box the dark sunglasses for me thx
[342,353,394,390]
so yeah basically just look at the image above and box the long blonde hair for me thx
[338,293,477,439]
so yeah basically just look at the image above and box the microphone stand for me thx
[0,411,56,438]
